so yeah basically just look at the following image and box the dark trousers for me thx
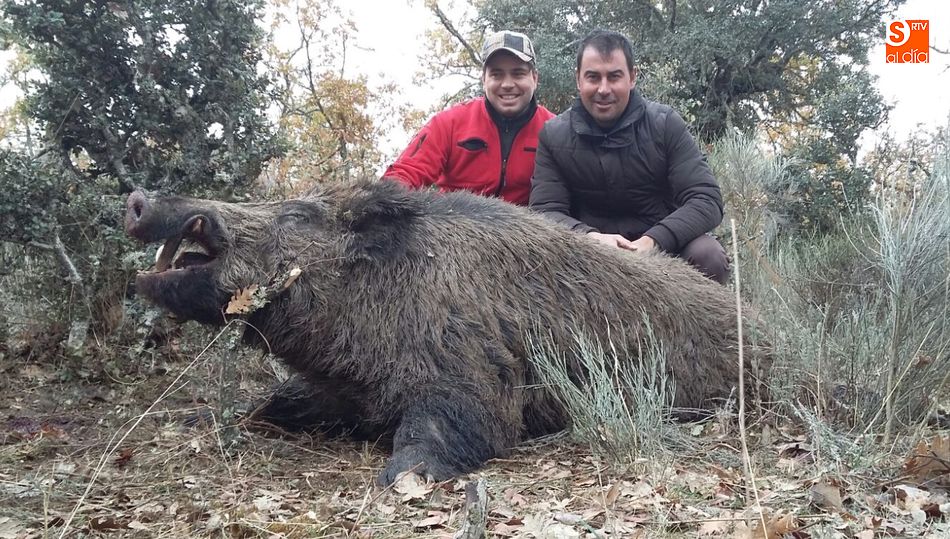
[677,235,730,285]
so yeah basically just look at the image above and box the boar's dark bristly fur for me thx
[125,180,769,484]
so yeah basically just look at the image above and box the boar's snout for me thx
[125,191,150,238]
[123,191,228,257]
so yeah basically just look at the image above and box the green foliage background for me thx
[422,0,904,231]
[0,0,284,364]
[4,0,281,194]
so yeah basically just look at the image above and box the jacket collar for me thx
[570,90,645,147]
[485,95,538,128]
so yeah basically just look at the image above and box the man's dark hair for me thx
[575,30,635,72]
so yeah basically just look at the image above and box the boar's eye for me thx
[277,211,311,226]
[278,201,325,227]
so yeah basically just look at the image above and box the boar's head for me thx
[125,181,421,325]
[124,190,332,324]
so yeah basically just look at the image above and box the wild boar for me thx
[125,179,767,484]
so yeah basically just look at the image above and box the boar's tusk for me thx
[155,235,183,272]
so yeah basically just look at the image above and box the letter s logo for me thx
[886,20,911,47]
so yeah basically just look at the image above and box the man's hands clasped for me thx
[586,232,656,252]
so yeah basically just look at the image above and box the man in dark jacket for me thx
[383,30,555,205]
[530,30,728,283]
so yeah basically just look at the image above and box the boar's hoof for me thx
[378,445,465,485]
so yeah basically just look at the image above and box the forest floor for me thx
[2,341,949,539]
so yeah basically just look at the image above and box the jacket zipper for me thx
[495,158,508,196]
[494,123,510,196]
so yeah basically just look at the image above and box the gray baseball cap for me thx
[481,30,536,65]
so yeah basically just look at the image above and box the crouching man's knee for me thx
[678,235,730,285]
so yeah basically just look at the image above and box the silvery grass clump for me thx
[527,318,682,468]
[760,144,949,439]
[704,129,947,450]
[0,243,62,358]
[861,152,949,440]
[751,234,878,423]
[708,131,797,253]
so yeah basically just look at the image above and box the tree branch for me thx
[665,0,677,32]
[454,478,488,539]
[99,126,133,193]
[28,234,84,288]
[430,2,481,68]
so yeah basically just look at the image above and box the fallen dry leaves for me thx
[809,480,844,512]
[224,284,260,314]
[904,435,950,485]
[392,471,435,503]
[733,511,802,539]
[5,358,950,538]
[224,267,303,315]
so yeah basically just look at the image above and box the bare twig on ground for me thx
[455,478,489,539]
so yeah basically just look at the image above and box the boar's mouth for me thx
[125,191,227,277]
[151,215,220,274]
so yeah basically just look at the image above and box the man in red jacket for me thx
[383,30,555,205]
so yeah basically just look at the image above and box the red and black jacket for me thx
[383,97,555,206]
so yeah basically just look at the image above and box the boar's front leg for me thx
[378,379,521,485]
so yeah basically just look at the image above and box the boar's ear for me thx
[338,181,424,231]
[338,181,424,259]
